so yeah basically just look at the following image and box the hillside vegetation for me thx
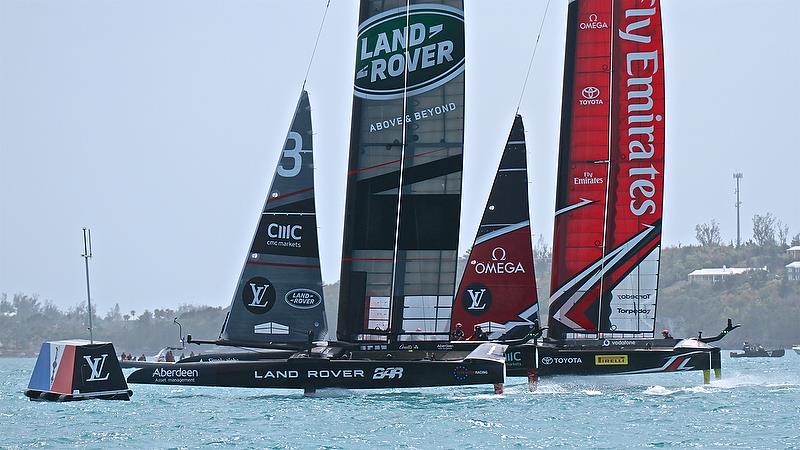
[2,244,798,355]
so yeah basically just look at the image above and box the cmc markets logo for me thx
[580,13,609,30]
[461,283,492,315]
[470,247,526,275]
[354,4,465,100]
[284,288,322,309]
[83,354,109,382]
[242,277,276,314]
[266,223,303,249]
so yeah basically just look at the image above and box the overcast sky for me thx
[1,0,798,314]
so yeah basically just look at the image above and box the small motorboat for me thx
[730,343,784,358]
[792,345,800,355]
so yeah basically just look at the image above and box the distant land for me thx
[2,241,798,355]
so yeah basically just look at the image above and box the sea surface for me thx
[1,352,799,449]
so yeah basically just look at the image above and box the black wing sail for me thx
[338,0,466,342]
[219,91,327,346]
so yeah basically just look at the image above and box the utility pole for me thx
[81,228,94,343]
[733,172,743,247]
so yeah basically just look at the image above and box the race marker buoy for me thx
[25,340,132,402]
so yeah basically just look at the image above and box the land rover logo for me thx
[284,289,322,309]
[242,277,276,314]
[354,4,465,100]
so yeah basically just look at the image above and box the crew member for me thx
[451,323,465,341]
[471,325,489,341]
[661,329,673,339]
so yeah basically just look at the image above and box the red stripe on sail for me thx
[550,0,614,334]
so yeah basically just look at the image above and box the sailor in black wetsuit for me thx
[471,325,489,341]
[451,323,465,341]
[661,329,673,339]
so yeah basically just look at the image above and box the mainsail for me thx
[548,0,665,339]
[338,0,466,342]
[451,115,538,340]
[219,91,327,346]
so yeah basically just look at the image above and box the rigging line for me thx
[515,0,553,113]
[301,0,333,90]
[388,0,412,336]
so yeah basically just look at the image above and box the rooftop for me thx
[688,267,766,276]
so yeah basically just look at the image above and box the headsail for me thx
[338,0,466,342]
[219,91,327,346]
[451,115,538,340]
[548,0,665,339]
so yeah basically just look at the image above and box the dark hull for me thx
[730,349,784,358]
[505,342,721,377]
[348,339,721,377]
[127,357,503,390]
[120,349,294,369]
[24,389,132,402]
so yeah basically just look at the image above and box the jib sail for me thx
[219,91,327,346]
[451,115,538,340]
[548,0,665,339]
[338,0,466,342]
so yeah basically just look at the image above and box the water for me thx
[2,352,799,449]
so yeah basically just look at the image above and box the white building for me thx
[787,262,800,281]
[788,246,800,260]
[688,266,766,284]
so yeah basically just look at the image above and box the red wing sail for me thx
[549,0,664,338]
[549,0,614,337]
[451,115,538,340]
[603,0,664,334]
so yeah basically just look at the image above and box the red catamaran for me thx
[525,0,736,379]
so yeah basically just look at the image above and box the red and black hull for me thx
[506,342,721,377]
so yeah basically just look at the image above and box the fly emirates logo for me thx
[620,1,662,217]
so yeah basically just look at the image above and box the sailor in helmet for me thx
[661,329,673,339]
[451,323,465,341]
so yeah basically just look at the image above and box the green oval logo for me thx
[354,4,465,100]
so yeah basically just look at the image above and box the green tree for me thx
[695,220,721,246]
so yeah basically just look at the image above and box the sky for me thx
[1,0,798,314]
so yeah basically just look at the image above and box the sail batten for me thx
[219,91,327,346]
[549,0,665,339]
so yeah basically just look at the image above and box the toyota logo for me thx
[541,356,553,365]
[582,86,600,100]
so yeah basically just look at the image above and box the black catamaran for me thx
[128,0,508,392]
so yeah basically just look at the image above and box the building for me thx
[687,266,766,284]
[787,262,800,281]
[788,246,800,260]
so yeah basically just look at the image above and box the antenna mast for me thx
[81,228,94,343]
[733,173,743,247]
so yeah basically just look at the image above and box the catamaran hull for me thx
[505,344,721,377]
[126,358,504,390]
[730,349,784,358]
